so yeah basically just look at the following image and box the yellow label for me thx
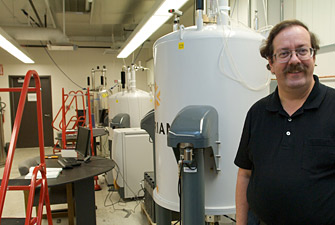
[102,93,108,98]
[178,42,184,49]
[116,99,119,103]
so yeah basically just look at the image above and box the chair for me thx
[18,156,75,225]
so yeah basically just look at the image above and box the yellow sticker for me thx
[178,42,184,49]
[102,93,108,98]
[116,99,119,103]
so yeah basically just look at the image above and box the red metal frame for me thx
[52,89,87,152]
[52,88,94,156]
[52,89,86,132]
[0,70,53,225]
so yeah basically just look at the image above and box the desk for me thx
[2,156,114,225]
[47,156,114,225]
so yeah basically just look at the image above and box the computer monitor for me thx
[75,126,91,158]
[99,109,108,126]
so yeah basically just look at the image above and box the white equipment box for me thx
[112,128,153,199]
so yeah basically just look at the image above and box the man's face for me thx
[268,25,315,92]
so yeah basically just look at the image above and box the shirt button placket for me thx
[286,118,292,136]
[281,117,293,147]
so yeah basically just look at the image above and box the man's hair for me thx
[260,19,320,70]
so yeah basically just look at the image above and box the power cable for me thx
[42,45,84,89]
[19,25,84,90]
[223,215,236,222]
[133,42,145,64]
[106,162,144,214]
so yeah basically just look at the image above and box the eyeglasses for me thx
[273,47,315,63]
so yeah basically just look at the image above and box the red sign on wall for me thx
[0,64,3,76]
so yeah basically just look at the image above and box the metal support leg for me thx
[182,148,205,225]
[74,177,96,225]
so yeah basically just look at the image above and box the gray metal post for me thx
[182,148,205,225]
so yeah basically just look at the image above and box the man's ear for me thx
[268,58,275,74]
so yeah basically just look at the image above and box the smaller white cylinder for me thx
[91,68,95,90]
[130,64,136,92]
[127,67,131,91]
[197,10,203,30]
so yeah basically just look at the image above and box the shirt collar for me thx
[266,75,327,113]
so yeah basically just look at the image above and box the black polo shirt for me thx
[235,75,335,225]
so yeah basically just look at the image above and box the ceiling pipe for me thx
[44,0,57,28]
[63,0,66,36]
[3,26,127,46]
[280,0,284,21]
[21,9,40,27]
[85,0,92,12]
[89,0,95,24]
[44,13,47,27]
[248,0,252,28]
[3,27,69,43]
[70,35,125,43]
[21,44,115,49]
[28,0,44,27]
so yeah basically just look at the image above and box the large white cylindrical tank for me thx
[154,24,270,215]
[109,90,154,128]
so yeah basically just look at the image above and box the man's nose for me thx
[288,51,301,64]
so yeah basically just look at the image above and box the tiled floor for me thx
[0,147,236,225]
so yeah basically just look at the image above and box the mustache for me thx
[283,63,307,74]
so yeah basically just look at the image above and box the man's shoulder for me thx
[312,81,335,110]
[319,82,335,100]
[243,93,274,121]
[250,93,273,111]
[323,83,335,94]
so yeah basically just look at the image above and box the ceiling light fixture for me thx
[47,44,78,51]
[117,0,189,59]
[0,27,34,64]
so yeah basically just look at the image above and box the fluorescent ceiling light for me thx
[47,44,78,51]
[0,27,34,64]
[117,0,189,59]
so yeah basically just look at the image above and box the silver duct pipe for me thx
[280,0,284,21]
[29,0,43,27]
[44,0,57,28]
[63,0,66,36]
[248,0,252,28]
[3,27,69,43]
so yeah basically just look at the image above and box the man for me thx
[234,19,335,225]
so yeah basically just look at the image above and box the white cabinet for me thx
[112,128,153,199]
